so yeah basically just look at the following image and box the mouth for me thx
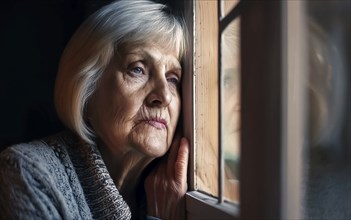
[140,118,167,130]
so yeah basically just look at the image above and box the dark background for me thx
[0,0,183,151]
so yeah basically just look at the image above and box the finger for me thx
[167,133,181,174]
[174,137,189,184]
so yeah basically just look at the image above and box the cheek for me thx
[168,97,181,134]
[112,95,143,133]
[173,95,181,118]
[100,93,142,142]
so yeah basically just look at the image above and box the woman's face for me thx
[88,42,182,158]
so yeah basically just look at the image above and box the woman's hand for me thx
[144,135,189,220]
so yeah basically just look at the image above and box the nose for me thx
[146,77,172,108]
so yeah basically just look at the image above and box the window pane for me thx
[194,0,242,204]
[221,17,240,203]
[220,0,239,18]
[304,1,351,218]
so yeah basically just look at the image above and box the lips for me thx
[140,118,167,130]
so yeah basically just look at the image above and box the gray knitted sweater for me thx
[0,131,132,220]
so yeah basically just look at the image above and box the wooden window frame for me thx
[182,1,307,219]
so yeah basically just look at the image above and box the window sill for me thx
[185,191,239,220]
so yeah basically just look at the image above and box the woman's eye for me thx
[129,67,144,75]
[167,76,180,86]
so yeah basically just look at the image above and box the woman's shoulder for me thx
[0,131,76,171]
[0,130,83,202]
[0,131,94,219]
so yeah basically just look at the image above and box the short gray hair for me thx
[54,0,188,144]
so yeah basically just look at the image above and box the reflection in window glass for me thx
[221,16,240,203]
[220,0,239,18]
[193,0,242,203]
[305,1,351,218]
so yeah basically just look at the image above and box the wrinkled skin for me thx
[89,43,182,158]
[88,42,189,219]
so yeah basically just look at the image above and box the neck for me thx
[97,140,154,212]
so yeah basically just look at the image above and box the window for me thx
[189,0,241,204]
[281,1,351,219]
[183,0,242,219]
[182,0,351,219]
[302,1,350,219]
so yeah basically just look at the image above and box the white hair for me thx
[54,0,188,144]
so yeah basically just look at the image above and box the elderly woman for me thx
[0,0,189,219]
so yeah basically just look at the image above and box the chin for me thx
[138,142,169,158]
[129,125,171,158]
[142,147,167,158]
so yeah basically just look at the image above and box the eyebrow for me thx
[125,49,182,70]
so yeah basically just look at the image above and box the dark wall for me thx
[0,0,183,151]
[0,0,112,150]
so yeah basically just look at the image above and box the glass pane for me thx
[304,1,351,218]
[220,0,239,18]
[221,17,240,203]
